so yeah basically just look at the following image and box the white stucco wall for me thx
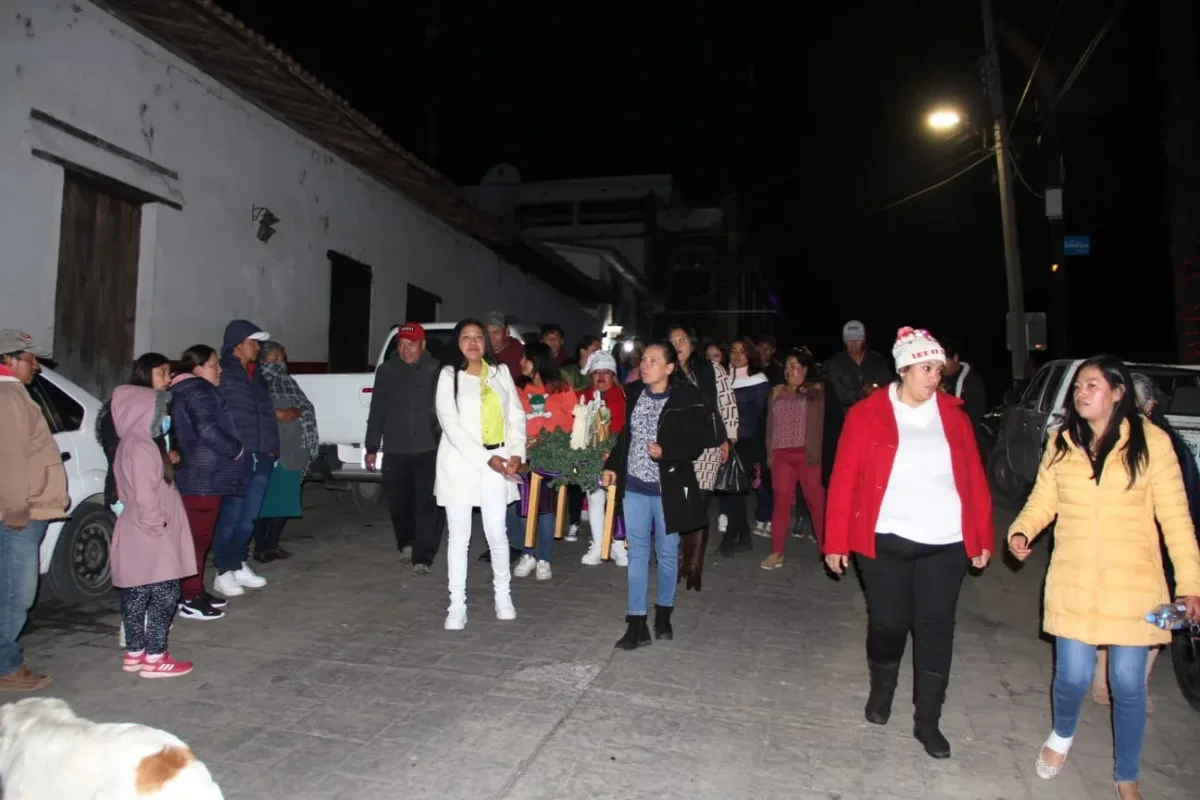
[0,1,594,364]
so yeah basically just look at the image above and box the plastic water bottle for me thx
[1145,602,1189,630]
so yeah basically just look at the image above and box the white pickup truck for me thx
[295,321,539,507]
[988,359,1200,504]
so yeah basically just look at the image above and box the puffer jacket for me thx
[1009,420,1200,646]
[217,320,279,456]
[169,374,244,496]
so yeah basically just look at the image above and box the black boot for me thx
[717,530,737,558]
[735,525,753,552]
[864,660,901,725]
[653,605,674,640]
[615,615,652,650]
[685,527,707,591]
[913,670,952,759]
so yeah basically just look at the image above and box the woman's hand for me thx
[600,470,617,487]
[487,455,507,475]
[647,443,663,460]
[971,550,992,569]
[1008,533,1032,561]
[275,408,301,422]
[719,441,730,463]
[1182,596,1200,623]
[167,450,181,465]
[824,554,849,575]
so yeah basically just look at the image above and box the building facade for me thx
[0,0,601,398]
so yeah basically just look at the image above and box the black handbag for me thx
[713,444,750,493]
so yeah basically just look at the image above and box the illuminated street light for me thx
[926,109,963,130]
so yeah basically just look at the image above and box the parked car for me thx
[295,321,540,509]
[27,367,114,604]
[988,359,1200,506]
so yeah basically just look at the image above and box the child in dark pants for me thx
[109,385,198,678]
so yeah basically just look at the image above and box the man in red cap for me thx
[364,323,442,574]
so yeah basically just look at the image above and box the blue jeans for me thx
[0,520,47,674]
[506,502,553,562]
[623,491,678,615]
[213,454,274,573]
[1053,637,1148,782]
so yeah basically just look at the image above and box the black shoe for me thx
[653,605,674,640]
[177,597,224,621]
[252,550,279,564]
[864,660,901,725]
[913,670,952,759]
[717,533,737,558]
[202,590,228,609]
[614,615,652,650]
[735,526,753,552]
[413,563,431,576]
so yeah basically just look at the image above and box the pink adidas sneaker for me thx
[122,651,145,673]
[140,653,194,679]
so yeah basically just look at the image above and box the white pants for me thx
[444,466,512,610]
[586,488,607,546]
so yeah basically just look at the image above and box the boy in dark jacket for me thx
[211,320,277,598]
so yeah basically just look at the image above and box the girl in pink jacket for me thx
[109,385,197,678]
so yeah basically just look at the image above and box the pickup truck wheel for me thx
[351,482,383,512]
[45,501,114,605]
[987,446,1029,508]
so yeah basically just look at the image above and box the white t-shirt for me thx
[875,384,964,545]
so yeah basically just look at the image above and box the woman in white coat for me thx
[436,319,527,631]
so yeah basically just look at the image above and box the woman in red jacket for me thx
[823,327,993,761]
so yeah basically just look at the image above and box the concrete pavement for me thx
[21,493,1200,799]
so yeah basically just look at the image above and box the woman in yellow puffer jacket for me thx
[1008,356,1200,800]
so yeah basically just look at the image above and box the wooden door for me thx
[327,251,373,372]
[54,172,142,399]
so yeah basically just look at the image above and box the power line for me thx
[1007,150,1045,200]
[1008,0,1067,137]
[876,149,996,213]
[1054,0,1129,108]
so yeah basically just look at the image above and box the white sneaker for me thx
[718,514,728,533]
[233,563,267,589]
[611,540,628,567]
[444,605,467,630]
[535,560,552,580]
[581,544,602,566]
[565,524,579,542]
[752,521,771,538]
[213,571,246,597]
[494,594,516,621]
[513,554,536,578]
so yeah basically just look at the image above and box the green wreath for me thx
[526,429,617,490]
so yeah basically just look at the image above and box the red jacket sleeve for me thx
[608,386,627,434]
[958,412,994,557]
[823,403,869,555]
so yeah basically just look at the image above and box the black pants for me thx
[254,517,288,553]
[120,580,180,655]
[568,485,584,527]
[857,533,968,675]
[382,450,440,565]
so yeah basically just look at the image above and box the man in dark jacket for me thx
[365,323,442,575]
[823,320,892,415]
[211,319,278,598]
[939,337,987,431]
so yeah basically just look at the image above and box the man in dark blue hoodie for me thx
[212,320,279,598]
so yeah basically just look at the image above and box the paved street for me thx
[23,491,1200,799]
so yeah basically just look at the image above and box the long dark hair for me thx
[667,325,701,373]
[177,345,216,375]
[641,341,683,389]
[1052,355,1148,488]
[520,341,570,393]
[129,352,170,387]
[730,335,762,376]
[448,318,493,409]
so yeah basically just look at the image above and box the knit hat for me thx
[842,320,866,342]
[892,327,946,372]
[583,350,618,374]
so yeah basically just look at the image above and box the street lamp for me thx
[926,108,963,131]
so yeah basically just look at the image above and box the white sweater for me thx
[875,384,963,546]
[434,363,526,508]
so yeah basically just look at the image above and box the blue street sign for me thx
[1064,235,1091,256]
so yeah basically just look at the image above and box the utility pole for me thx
[980,0,1028,382]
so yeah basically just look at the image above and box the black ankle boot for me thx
[717,531,737,558]
[913,670,951,759]
[864,660,901,725]
[615,615,652,650]
[653,605,674,640]
[735,525,753,552]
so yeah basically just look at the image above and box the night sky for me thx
[218,0,1177,388]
